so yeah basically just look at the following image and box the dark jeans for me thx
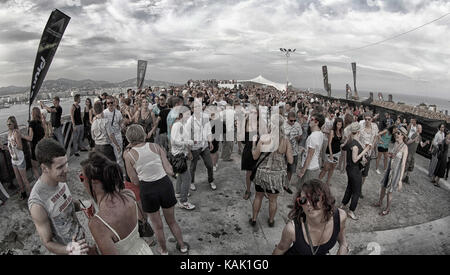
[190,147,214,184]
[342,167,362,212]
[446,157,450,179]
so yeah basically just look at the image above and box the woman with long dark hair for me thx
[375,126,394,174]
[80,151,153,255]
[241,104,259,200]
[83,98,95,149]
[319,118,343,185]
[22,107,45,181]
[273,179,348,255]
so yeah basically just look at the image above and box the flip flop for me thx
[176,242,190,254]
[379,209,390,216]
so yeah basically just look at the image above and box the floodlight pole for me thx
[280,48,295,91]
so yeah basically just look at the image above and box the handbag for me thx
[168,152,188,174]
[138,212,154,238]
[250,152,272,182]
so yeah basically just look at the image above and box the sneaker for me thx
[213,166,217,172]
[376,169,381,175]
[210,182,217,190]
[190,184,196,191]
[339,204,347,210]
[347,211,358,220]
[178,201,196,210]
[175,193,191,198]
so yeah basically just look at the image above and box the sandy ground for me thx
[1,144,449,255]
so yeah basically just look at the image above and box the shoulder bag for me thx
[250,152,272,182]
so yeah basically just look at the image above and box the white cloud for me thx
[0,0,449,98]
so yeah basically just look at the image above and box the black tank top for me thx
[285,209,340,255]
[73,104,82,125]
[326,131,342,154]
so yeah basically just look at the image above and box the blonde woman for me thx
[3,117,31,199]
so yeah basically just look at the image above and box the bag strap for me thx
[111,109,116,126]
[303,220,321,255]
[254,152,272,171]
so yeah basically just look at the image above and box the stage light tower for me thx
[280,48,296,91]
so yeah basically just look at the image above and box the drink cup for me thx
[80,200,94,219]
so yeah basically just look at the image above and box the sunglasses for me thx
[289,119,296,123]
[107,102,114,105]
[296,196,308,206]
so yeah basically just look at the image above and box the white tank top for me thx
[8,130,25,166]
[130,143,166,182]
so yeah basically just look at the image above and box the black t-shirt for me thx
[343,139,363,169]
[51,106,63,128]
[157,105,170,134]
[29,120,45,147]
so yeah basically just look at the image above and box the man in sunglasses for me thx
[103,96,124,170]
[28,138,90,254]
[284,112,303,194]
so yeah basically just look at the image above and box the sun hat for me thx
[398,127,408,137]
[350,122,361,133]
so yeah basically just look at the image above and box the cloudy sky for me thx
[0,0,449,98]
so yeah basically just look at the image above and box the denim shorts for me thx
[12,159,26,170]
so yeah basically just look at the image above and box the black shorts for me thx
[255,184,280,194]
[378,147,388,153]
[140,175,178,213]
[211,140,219,154]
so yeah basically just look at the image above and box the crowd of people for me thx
[1,80,450,255]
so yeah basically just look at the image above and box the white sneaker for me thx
[213,166,217,172]
[190,184,196,191]
[347,211,358,220]
[175,193,191,198]
[376,169,381,175]
[210,182,217,190]
[177,201,196,210]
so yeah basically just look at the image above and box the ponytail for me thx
[103,162,124,194]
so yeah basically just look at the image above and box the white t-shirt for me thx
[302,130,323,170]
[103,108,123,135]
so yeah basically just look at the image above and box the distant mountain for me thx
[0,78,182,96]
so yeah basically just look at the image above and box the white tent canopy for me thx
[237,75,288,91]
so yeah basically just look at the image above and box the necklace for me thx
[304,218,328,255]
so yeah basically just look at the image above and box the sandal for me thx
[157,247,169,255]
[372,202,382,208]
[268,219,275,227]
[283,186,293,194]
[249,218,256,227]
[243,190,251,200]
[176,242,190,254]
[379,209,390,216]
